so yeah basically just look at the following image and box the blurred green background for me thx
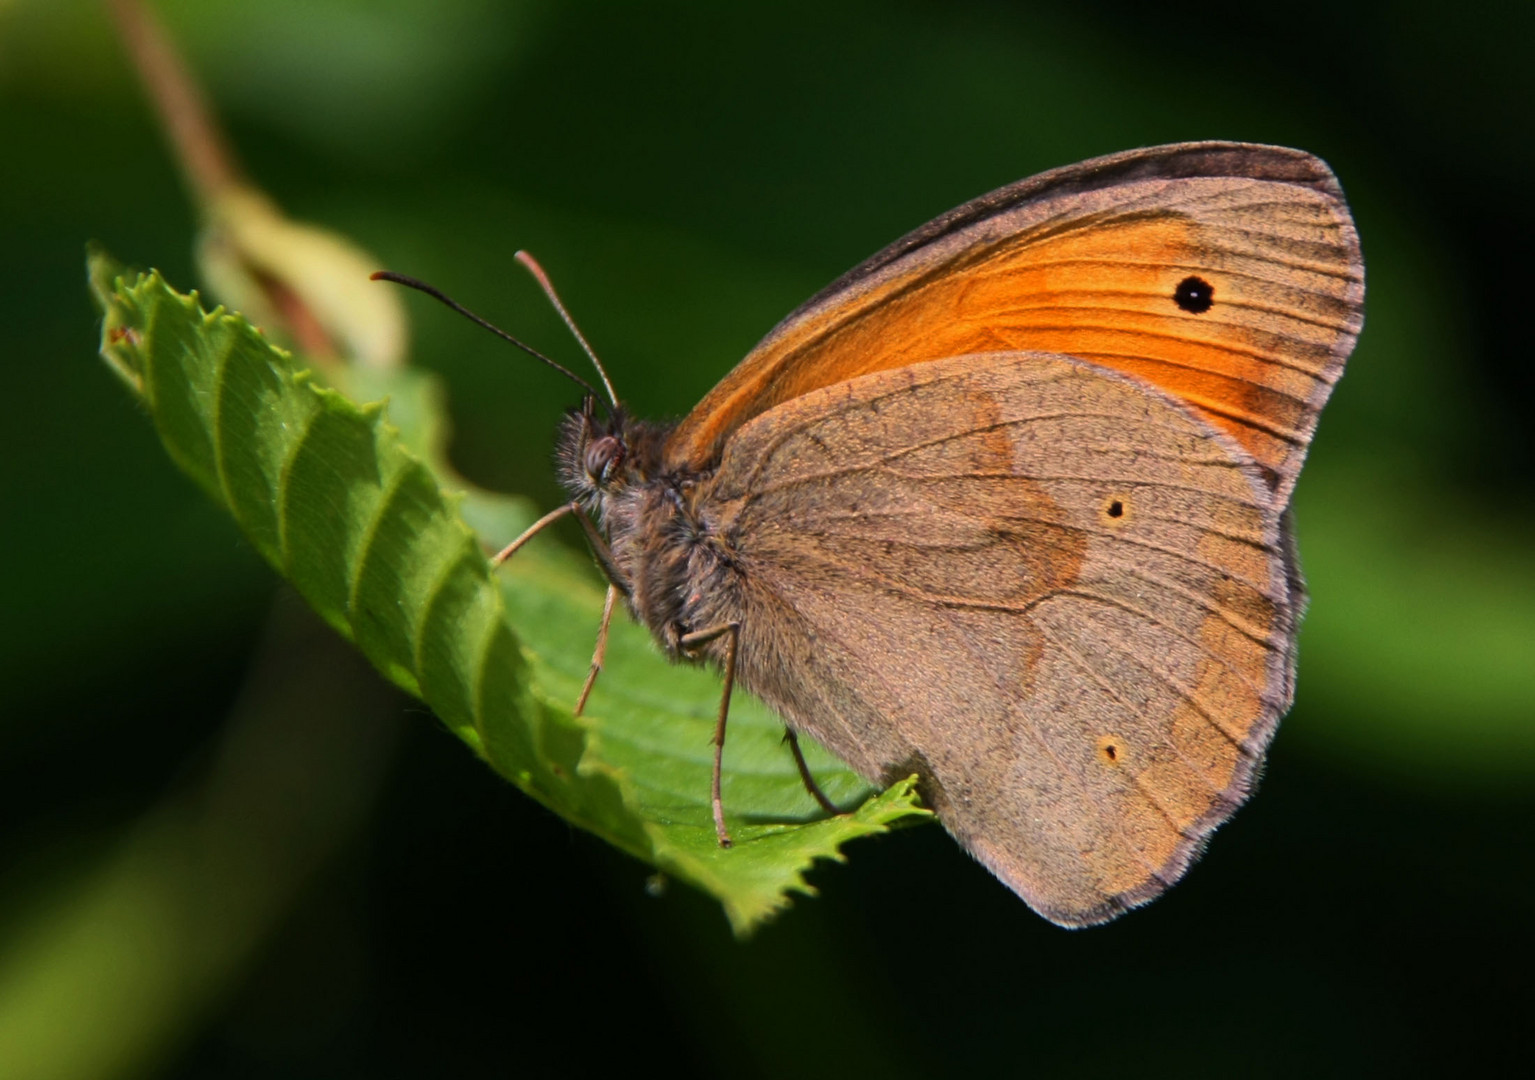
[2,1,1531,1076]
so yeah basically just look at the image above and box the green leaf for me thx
[90,253,930,934]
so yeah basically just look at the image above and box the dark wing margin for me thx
[790,142,1349,323]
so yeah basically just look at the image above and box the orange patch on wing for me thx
[1099,577,1282,886]
[1189,577,1277,751]
[1138,758,1212,831]
[1096,783,1182,897]
[1156,530,1280,799]
[1171,699,1243,794]
[1196,517,1271,593]
[669,216,1327,482]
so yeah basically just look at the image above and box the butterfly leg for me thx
[678,620,741,849]
[783,727,840,815]
[492,501,630,587]
[492,502,633,598]
[490,501,579,567]
[574,584,618,716]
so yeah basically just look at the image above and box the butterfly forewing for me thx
[665,142,1363,506]
[702,351,1295,925]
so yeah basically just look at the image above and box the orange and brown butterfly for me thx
[378,141,1363,927]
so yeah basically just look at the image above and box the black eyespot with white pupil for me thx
[585,434,624,485]
[1174,275,1214,314]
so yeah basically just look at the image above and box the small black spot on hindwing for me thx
[1100,493,1130,526]
[1096,734,1124,765]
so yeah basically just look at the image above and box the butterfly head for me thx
[556,395,640,509]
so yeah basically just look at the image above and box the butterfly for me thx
[381,140,1363,926]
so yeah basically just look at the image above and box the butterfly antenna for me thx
[370,271,606,406]
[513,250,619,409]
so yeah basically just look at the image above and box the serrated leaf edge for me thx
[94,258,936,935]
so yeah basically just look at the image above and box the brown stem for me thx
[104,0,242,206]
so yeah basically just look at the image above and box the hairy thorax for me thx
[557,407,742,668]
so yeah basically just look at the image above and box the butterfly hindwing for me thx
[703,351,1294,925]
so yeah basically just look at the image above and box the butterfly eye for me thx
[584,434,625,485]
